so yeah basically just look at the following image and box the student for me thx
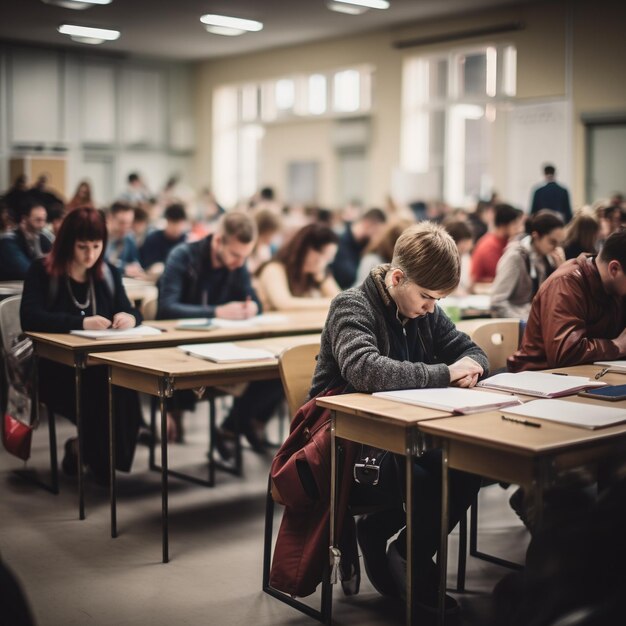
[356,218,414,286]
[490,210,565,319]
[66,180,94,211]
[157,211,260,443]
[309,222,488,615]
[20,207,143,484]
[470,203,524,285]
[247,209,282,275]
[214,224,341,460]
[105,202,145,278]
[0,196,52,280]
[443,219,474,295]
[331,207,387,289]
[508,228,626,372]
[563,210,600,259]
[139,203,188,280]
[255,223,340,310]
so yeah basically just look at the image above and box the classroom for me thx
[1,1,626,625]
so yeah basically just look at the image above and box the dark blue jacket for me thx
[530,181,572,223]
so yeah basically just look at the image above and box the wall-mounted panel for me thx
[10,48,61,144]
[81,62,116,144]
[121,67,165,147]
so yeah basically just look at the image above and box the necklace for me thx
[66,274,95,317]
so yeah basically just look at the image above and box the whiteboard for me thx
[506,100,572,212]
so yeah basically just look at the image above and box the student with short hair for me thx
[470,203,524,285]
[331,207,387,289]
[139,203,188,280]
[309,222,488,616]
[509,228,626,372]
[0,196,52,280]
[490,210,565,319]
[105,201,144,278]
[157,211,261,442]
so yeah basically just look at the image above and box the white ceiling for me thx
[0,0,541,61]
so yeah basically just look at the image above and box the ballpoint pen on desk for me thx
[595,367,626,380]
[551,372,568,376]
[501,415,542,428]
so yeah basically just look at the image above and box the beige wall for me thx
[194,0,626,209]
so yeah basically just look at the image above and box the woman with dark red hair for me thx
[20,207,143,485]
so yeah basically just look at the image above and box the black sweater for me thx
[20,259,141,333]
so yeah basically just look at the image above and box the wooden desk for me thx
[318,366,626,626]
[419,364,626,625]
[316,393,453,626]
[122,277,158,307]
[26,309,327,519]
[0,280,23,298]
[90,334,321,563]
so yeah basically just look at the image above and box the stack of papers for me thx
[477,371,606,398]
[178,342,276,363]
[373,387,521,415]
[503,399,626,430]
[176,314,289,331]
[70,325,162,340]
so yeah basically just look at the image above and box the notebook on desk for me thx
[69,325,162,340]
[477,371,606,398]
[175,314,289,331]
[178,342,276,363]
[502,399,626,429]
[373,387,521,415]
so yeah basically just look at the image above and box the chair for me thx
[456,318,523,591]
[262,342,333,622]
[0,296,58,493]
[140,296,158,321]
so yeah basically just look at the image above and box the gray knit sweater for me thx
[309,265,489,397]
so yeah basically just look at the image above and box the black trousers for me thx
[38,359,141,476]
[352,449,481,564]
[220,379,285,434]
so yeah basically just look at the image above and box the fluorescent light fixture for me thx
[330,0,389,9]
[327,1,368,15]
[204,25,246,37]
[58,24,120,41]
[200,14,263,33]
[42,0,112,8]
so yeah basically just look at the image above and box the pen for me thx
[501,415,541,428]
[551,372,568,376]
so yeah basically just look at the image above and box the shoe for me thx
[242,420,267,454]
[509,487,533,531]
[213,427,236,462]
[387,540,460,615]
[61,438,78,477]
[137,425,158,447]
[356,515,400,598]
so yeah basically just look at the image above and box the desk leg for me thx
[405,435,414,626]
[160,392,169,563]
[75,365,85,520]
[108,367,117,538]
[437,442,450,626]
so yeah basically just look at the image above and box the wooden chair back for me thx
[140,296,158,321]
[278,342,320,418]
[469,319,520,371]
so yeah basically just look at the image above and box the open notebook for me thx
[178,342,276,363]
[477,371,606,398]
[503,399,626,430]
[70,325,162,340]
[176,314,289,331]
[373,387,521,415]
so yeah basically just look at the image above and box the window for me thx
[401,45,516,205]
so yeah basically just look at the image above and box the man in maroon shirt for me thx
[509,229,626,372]
[470,203,524,284]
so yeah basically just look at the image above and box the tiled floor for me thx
[0,409,529,626]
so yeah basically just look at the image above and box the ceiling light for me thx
[42,0,112,9]
[327,2,368,15]
[58,24,120,43]
[204,25,247,37]
[330,0,390,9]
[200,14,263,33]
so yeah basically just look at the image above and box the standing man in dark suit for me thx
[530,164,572,223]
